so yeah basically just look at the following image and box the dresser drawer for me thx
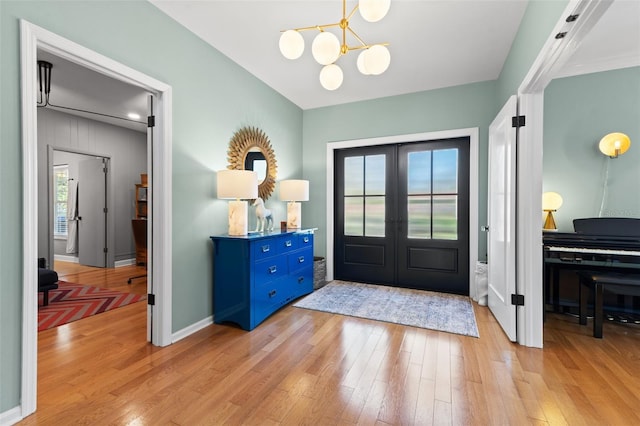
[253,239,280,261]
[288,247,313,274]
[279,235,298,252]
[254,256,287,285]
[298,233,313,248]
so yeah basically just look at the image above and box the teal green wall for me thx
[0,0,302,412]
[302,81,497,258]
[497,0,569,106]
[543,67,640,231]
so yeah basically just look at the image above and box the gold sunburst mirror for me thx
[227,126,278,200]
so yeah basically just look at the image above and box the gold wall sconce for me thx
[599,132,631,158]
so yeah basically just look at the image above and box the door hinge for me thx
[148,115,155,128]
[103,247,108,253]
[147,294,156,305]
[511,294,525,306]
[512,115,526,128]
[566,14,579,23]
[103,207,108,213]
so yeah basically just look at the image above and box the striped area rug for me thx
[38,281,146,331]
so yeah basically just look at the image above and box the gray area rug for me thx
[293,280,479,338]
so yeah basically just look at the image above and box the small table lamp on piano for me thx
[542,191,563,232]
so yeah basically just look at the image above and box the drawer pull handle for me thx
[303,237,309,243]
[298,256,305,263]
[298,276,304,283]
[285,240,292,247]
[268,266,277,274]
[269,290,277,298]
[261,245,270,253]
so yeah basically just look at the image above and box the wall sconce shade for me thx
[217,170,258,236]
[280,180,309,229]
[542,191,563,231]
[599,132,631,158]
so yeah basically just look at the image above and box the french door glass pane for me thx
[344,197,363,236]
[433,195,458,239]
[408,196,431,239]
[433,149,458,194]
[344,156,364,196]
[365,196,385,237]
[365,155,385,195]
[407,151,431,194]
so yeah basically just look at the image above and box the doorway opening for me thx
[21,20,173,417]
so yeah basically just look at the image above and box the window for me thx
[343,154,386,237]
[54,165,69,237]
[407,148,459,240]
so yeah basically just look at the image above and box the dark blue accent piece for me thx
[210,230,314,331]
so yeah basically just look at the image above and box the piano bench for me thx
[578,272,640,338]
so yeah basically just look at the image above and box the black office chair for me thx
[128,219,147,284]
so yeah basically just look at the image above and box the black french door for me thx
[334,137,470,295]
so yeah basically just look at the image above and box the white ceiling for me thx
[149,0,530,110]
[37,0,640,130]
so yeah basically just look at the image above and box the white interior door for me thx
[78,157,107,267]
[487,95,518,341]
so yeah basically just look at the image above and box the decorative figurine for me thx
[252,197,274,232]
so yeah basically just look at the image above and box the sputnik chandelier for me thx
[278,0,391,91]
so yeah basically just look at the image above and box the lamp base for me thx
[543,210,557,232]
[228,200,248,236]
[287,201,302,229]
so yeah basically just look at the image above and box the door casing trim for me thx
[326,128,479,299]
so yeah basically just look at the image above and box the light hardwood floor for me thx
[20,262,640,425]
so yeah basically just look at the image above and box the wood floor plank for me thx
[17,262,640,425]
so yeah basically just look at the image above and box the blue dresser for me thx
[210,230,314,330]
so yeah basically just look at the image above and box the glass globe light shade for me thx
[359,0,391,23]
[357,50,371,75]
[312,32,341,65]
[279,30,305,60]
[363,45,390,75]
[542,192,563,211]
[319,64,344,91]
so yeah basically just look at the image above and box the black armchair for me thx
[38,258,58,306]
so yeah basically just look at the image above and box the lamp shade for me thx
[599,132,631,158]
[279,179,309,202]
[217,170,258,199]
[359,0,391,22]
[319,64,343,90]
[312,31,341,65]
[542,192,563,211]
[363,44,390,75]
[279,30,305,60]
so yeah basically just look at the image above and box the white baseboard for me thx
[53,254,78,263]
[172,316,214,343]
[0,405,22,426]
[115,258,136,268]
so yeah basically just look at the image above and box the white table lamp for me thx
[217,170,258,235]
[279,179,309,229]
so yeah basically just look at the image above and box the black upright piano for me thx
[543,217,640,317]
